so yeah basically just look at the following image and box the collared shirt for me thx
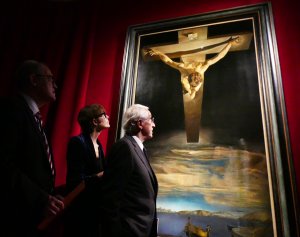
[132,135,144,152]
[21,93,39,115]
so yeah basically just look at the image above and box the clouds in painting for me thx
[149,131,270,214]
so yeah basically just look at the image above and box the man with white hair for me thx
[100,104,158,237]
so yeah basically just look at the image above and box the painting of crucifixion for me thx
[119,5,293,236]
[130,18,275,237]
[142,29,252,143]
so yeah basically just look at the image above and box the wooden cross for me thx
[143,26,252,143]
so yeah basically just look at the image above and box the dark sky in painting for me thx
[135,19,264,151]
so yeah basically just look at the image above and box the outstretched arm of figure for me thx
[206,36,239,66]
[146,48,182,70]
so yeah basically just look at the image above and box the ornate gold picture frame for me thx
[117,3,299,237]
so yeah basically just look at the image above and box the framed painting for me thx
[117,3,299,237]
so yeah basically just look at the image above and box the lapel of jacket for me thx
[126,136,158,191]
[81,133,96,160]
[19,96,47,144]
[81,133,105,169]
[19,95,55,178]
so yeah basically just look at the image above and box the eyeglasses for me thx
[36,74,55,82]
[98,112,108,118]
[140,116,155,123]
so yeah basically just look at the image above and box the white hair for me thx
[122,104,150,134]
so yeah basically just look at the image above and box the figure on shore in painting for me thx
[185,217,211,237]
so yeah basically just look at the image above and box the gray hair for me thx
[122,104,150,135]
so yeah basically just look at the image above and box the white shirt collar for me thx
[132,136,144,151]
[21,93,39,115]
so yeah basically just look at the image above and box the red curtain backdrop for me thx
[0,0,299,205]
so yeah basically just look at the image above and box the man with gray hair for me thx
[100,104,158,237]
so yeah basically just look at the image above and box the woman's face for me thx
[94,112,110,132]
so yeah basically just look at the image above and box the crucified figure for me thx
[146,36,240,99]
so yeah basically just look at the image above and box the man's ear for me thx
[29,74,38,87]
[137,120,143,130]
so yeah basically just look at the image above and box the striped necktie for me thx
[34,112,55,176]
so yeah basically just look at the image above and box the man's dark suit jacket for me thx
[100,135,158,237]
[0,96,55,236]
